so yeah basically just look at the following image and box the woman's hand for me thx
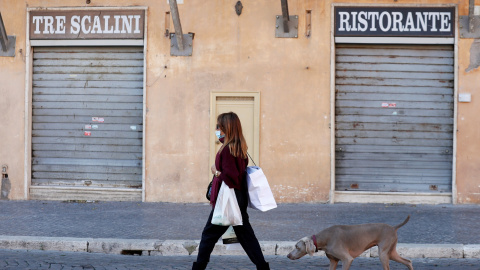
[211,165,221,177]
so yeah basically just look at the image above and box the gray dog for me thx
[287,216,413,270]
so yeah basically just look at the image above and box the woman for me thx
[192,112,270,270]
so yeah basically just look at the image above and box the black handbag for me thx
[206,179,213,201]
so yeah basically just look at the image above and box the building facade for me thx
[0,0,479,204]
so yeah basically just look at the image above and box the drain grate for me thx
[121,250,143,256]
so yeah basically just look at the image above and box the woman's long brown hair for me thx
[217,112,248,159]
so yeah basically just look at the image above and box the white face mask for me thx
[215,130,224,139]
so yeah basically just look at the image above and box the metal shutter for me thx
[31,47,143,199]
[335,44,454,193]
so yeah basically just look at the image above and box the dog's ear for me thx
[304,238,316,256]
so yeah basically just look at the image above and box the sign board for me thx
[30,10,145,40]
[335,7,455,37]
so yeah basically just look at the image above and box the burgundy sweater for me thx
[209,143,248,207]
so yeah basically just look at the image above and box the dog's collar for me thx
[312,235,319,252]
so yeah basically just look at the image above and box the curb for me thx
[1,236,479,259]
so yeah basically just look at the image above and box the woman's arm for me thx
[218,148,241,189]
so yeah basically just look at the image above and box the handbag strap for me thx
[246,152,257,166]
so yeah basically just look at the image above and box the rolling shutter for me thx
[31,47,143,201]
[335,44,454,193]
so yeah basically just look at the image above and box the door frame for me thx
[24,6,148,201]
[209,92,260,175]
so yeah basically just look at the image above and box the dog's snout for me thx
[287,252,297,260]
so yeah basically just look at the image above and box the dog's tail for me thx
[394,215,410,230]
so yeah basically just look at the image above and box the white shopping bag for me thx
[211,182,243,226]
[222,226,242,250]
[222,226,239,244]
[246,166,277,212]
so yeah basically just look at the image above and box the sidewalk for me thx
[0,201,479,258]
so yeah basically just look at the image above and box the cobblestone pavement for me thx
[1,201,479,244]
[1,249,480,270]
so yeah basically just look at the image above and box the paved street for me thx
[1,201,479,244]
[1,201,479,268]
[1,249,480,270]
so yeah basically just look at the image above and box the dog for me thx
[287,215,413,270]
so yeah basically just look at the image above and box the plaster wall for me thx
[0,0,27,200]
[457,38,480,204]
[453,0,480,204]
[145,0,331,203]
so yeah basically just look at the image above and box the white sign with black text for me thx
[335,7,455,37]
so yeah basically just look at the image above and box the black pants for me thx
[196,188,267,267]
